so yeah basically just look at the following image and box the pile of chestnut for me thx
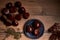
[0,1,30,26]
[26,20,41,36]
[48,23,60,40]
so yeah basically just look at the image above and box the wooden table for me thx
[0,0,60,40]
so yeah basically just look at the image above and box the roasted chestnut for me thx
[23,12,29,19]
[32,20,41,29]
[58,36,60,40]
[6,2,13,9]
[12,20,18,26]
[14,1,22,8]
[3,21,11,26]
[6,14,15,21]
[0,16,11,26]
[49,34,57,40]
[0,16,6,21]
[1,8,9,15]
[26,25,34,33]
[18,7,26,14]
[9,6,17,13]
[33,29,40,36]
[15,14,21,21]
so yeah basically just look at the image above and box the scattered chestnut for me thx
[9,6,17,13]
[6,2,13,9]
[18,7,26,14]
[49,34,56,40]
[12,21,18,26]
[0,16,11,26]
[0,16,6,22]
[1,1,30,27]
[15,14,21,21]
[23,12,29,19]
[6,14,15,21]
[1,8,9,15]
[3,21,11,26]
[14,1,22,8]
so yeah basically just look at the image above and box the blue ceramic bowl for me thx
[23,19,44,39]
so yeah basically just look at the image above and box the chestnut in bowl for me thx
[33,29,40,36]
[26,25,34,33]
[32,20,41,29]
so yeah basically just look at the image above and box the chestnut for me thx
[3,21,11,26]
[12,20,18,26]
[1,8,9,15]
[0,16,11,26]
[49,34,56,40]
[33,29,40,36]
[32,20,41,28]
[23,12,30,19]
[26,25,34,33]
[6,2,13,9]
[6,14,15,21]
[0,16,6,22]
[15,14,21,21]
[14,1,22,8]
[18,7,26,14]
[58,37,60,40]
[9,6,17,13]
